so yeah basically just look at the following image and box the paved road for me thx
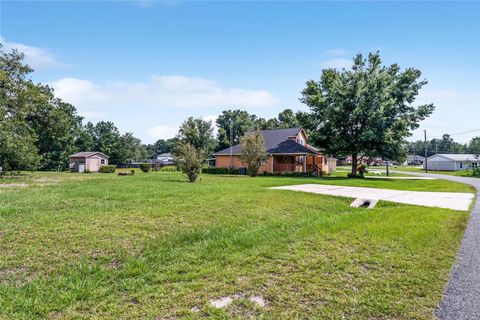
[396,171,480,320]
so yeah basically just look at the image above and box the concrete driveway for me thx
[271,184,474,211]
[394,171,480,320]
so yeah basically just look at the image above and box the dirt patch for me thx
[0,183,28,188]
[106,259,123,270]
[210,293,266,309]
[0,266,36,287]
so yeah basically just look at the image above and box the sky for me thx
[1,0,479,144]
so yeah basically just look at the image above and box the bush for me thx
[357,164,368,176]
[201,167,240,175]
[455,169,480,177]
[130,169,135,175]
[99,165,116,173]
[139,163,151,173]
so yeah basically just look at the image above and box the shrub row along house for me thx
[213,127,336,175]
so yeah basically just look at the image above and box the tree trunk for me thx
[351,153,358,176]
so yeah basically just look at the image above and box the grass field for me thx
[0,171,473,319]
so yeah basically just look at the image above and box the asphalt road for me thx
[396,171,480,320]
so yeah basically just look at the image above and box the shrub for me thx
[139,163,151,173]
[130,169,135,175]
[176,143,203,182]
[357,164,368,176]
[99,165,116,173]
[455,169,480,177]
[262,171,313,177]
[201,167,240,175]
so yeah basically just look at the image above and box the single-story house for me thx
[157,153,175,165]
[69,152,109,173]
[425,154,479,171]
[213,127,336,174]
[404,154,425,166]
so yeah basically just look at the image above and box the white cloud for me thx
[322,58,351,69]
[0,36,65,69]
[81,111,108,120]
[51,75,279,113]
[147,125,179,140]
[325,48,347,55]
[202,114,218,123]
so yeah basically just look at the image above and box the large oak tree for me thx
[300,52,435,175]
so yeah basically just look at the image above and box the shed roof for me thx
[213,127,316,156]
[69,152,109,158]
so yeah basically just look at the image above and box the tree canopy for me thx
[176,117,215,158]
[300,52,435,175]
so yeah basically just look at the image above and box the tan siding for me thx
[215,155,273,173]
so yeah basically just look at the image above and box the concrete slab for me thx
[365,176,436,180]
[270,184,474,211]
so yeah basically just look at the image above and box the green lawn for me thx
[0,172,473,319]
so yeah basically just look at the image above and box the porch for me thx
[272,154,323,173]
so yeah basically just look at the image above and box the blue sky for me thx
[1,0,479,144]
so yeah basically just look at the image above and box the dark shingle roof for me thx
[69,152,109,158]
[214,127,316,155]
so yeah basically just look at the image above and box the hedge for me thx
[99,165,116,173]
[201,167,240,175]
[262,171,315,177]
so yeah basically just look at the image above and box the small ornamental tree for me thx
[240,131,268,177]
[176,142,203,182]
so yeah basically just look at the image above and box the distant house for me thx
[157,153,175,165]
[425,154,479,171]
[405,154,425,165]
[69,152,109,172]
[213,127,336,175]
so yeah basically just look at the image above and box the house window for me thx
[459,162,463,168]
[101,159,105,164]
[260,160,265,166]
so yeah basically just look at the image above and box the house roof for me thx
[427,154,479,161]
[213,127,317,156]
[157,153,173,158]
[69,152,109,158]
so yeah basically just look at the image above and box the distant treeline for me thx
[0,45,312,171]
[407,134,480,157]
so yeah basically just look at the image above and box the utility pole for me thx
[424,130,428,173]
[229,119,233,170]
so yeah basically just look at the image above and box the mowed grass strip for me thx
[0,172,471,319]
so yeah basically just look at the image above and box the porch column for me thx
[271,155,273,173]
[304,156,306,172]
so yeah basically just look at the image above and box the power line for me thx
[427,129,480,140]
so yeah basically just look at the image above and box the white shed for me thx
[425,154,479,171]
